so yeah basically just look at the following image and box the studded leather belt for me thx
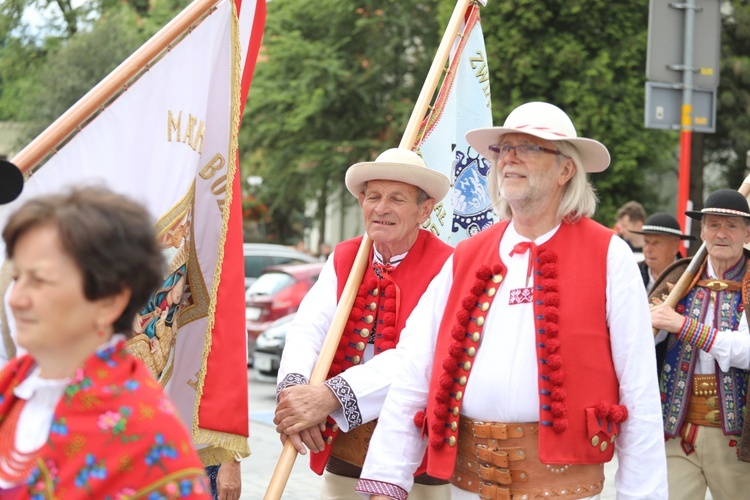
[451,417,604,500]
[685,375,721,427]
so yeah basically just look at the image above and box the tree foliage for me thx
[478,0,679,224]
[704,1,750,191]
[240,0,441,243]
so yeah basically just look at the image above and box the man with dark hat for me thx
[273,148,453,499]
[651,188,750,499]
[630,212,695,291]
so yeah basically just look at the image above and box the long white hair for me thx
[487,140,599,222]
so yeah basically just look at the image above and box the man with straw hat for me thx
[356,102,667,499]
[651,188,750,499]
[629,212,695,291]
[274,148,453,498]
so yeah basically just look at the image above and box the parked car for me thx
[252,313,295,382]
[243,243,318,290]
[246,261,325,357]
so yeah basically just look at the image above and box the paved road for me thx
[240,369,711,499]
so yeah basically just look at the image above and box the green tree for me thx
[479,0,679,224]
[240,0,441,243]
[704,1,750,193]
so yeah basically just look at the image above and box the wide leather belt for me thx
[686,375,721,427]
[451,417,604,500]
[327,421,447,485]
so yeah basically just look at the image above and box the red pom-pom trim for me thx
[414,411,425,428]
[475,266,492,280]
[456,310,470,325]
[547,354,562,370]
[462,295,477,310]
[552,419,568,433]
[433,405,449,420]
[334,350,345,362]
[540,279,558,292]
[383,312,396,326]
[538,251,557,264]
[385,285,397,298]
[546,338,561,353]
[365,277,378,289]
[384,299,396,312]
[381,326,397,341]
[430,420,445,435]
[470,280,485,296]
[330,364,342,376]
[349,308,363,321]
[551,387,566,401]
[546,323,559,337]
[439,373,453,390]
[380,341,396,351]
[544,292,560,307]
[610,404,628,423]
[595,402,610,419]
[544,307,559,323]
[451,326,466,341]
[354,297,366,309]
[551,402,567,417]
[449,342,463,358]
[492,264,504,275]
[429,435,445,449]
[442,357,456,371]
[549,370,566,385]
[540,263,557,278]
[436,389,450,404]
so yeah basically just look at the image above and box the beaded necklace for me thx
[0,398,38,483]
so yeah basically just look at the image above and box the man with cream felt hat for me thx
[357,102,667,499]
[274,148,454,498]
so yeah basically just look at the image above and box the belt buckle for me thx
[704,280,728,291]
[706,410,720,425]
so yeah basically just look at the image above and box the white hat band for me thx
[701,207,750,217]
[641,225,684,236]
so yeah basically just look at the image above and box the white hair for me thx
[487,140,599,221]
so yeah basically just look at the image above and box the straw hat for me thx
[0,160,23,205]
[465,102,611,173]
[685,189,750,220]
[345,148,450,201]
[628,213,695,240]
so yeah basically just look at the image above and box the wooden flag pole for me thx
[11,0,219,173]
[653,173,750,336]
[263,0,474,498]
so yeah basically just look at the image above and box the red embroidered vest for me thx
[309,230,452,474]
[422,219,625,479]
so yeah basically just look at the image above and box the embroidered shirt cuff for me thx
[324,375,362,430]
[678,317,718,351]
[355,479,408,500]
[276,373,308,398]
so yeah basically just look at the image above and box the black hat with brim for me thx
[0,160,23,205]
[629,212,696,240]
[685,189,750,220]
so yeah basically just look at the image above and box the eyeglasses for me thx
[487,144,568,161]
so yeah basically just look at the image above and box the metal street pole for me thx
[675,0,697,251]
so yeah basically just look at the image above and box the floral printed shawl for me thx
[0,341,210,499]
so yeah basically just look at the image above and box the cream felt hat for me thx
[465,102,611,173]
[345,148,450,200]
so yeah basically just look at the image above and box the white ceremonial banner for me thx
[416,5,496,245]
[0,0,259,462]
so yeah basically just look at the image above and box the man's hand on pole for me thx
[274,383,340,434]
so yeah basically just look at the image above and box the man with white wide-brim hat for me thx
[274,148,453,499]
[650,188,750,499]
[629,212,695,290]
[358,102,667,499]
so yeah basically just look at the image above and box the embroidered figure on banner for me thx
[130,197,195,384]
[452,146,495,239]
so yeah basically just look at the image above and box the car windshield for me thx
[247,272,296,296]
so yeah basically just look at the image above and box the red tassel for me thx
[456,310,470,325]
[413,411,425,428]
[547,354,562,370]
[475,265,492,280]
[470,280,485,296]
[552,419,568,433]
